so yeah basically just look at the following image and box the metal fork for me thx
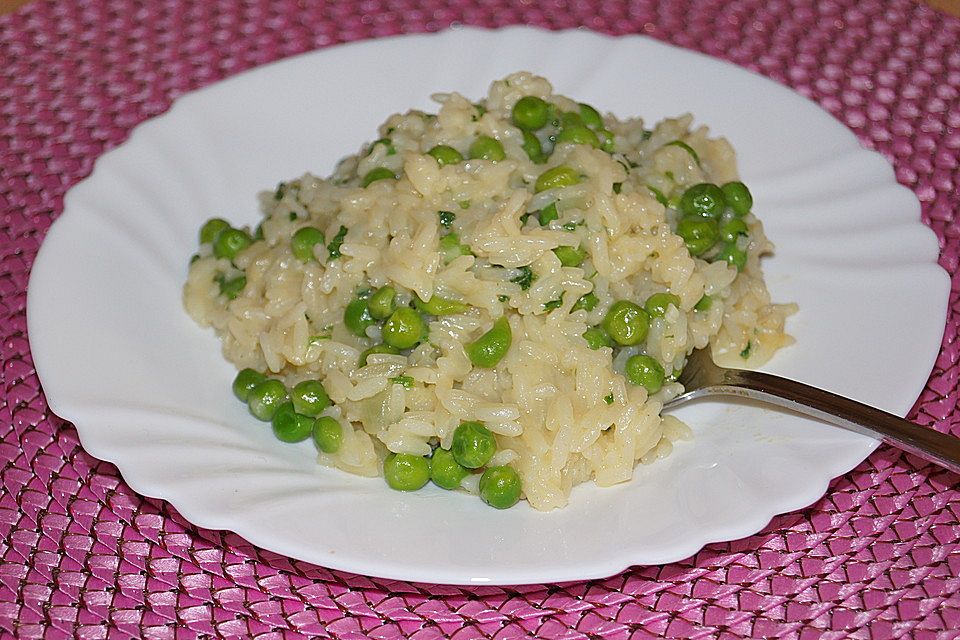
[665,348,960,475]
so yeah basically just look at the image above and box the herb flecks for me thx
[438,210,456,229]
[664,140,701,166]
[327,225,348,259]
[510,266,535,291]
[543,294,564,312]
[390,375,415,388]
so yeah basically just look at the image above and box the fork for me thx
[665,348,960,475]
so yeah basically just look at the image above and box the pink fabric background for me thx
[2,0,959,637]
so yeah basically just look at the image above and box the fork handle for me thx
[719,369,960,475]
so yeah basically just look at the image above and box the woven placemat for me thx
[2,0,959,637]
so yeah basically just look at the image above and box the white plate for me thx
[27,26,949,585]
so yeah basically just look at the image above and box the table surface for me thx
[2,0,959,638]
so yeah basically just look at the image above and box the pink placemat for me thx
[2,0,959,637]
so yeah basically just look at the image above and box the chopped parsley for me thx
[740,341,752,359]
[327,225,348,259]
[571,292,598,312]
[498,295,510,303]
[369,138,396,156]
[647,185,669,206]
[274,182,287,200]
[459,200,471,210]
[603,393,614,405]
[543,294,564,312]
[288,211,298,221]
[510,265,535,291]
[664,140,701,166]
[613,182,622,194]
[438,210,456,229]
[390,375,415,388]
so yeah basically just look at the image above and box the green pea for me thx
[598,128,615,153]
[537,202,558,225]
[451,421,497,469]
[313,416,343,453]
[553,245,586,267]
[415,295,468,315]
[479,465,522,509]
[556,125,600,148]
[271,402,314,443]
[344,298,375,337]
[232,368,267,402]
[578,102,603,129]
[468,135,506,162]
[291,226,325,262]
[624,354,665,394]
[521,130,544,163]
[718,218,749,243]
[559,112,584,128]
[512,96,550,130]
[676,217,719,257]
[572,292,599,312]
[466,316,512,368]
[361,167,397,188]
[247,379,289,421]
[714,242,748,271]
[535,165,581,193]
[679,183,726,219]
[219,274,246,300]
[359,343,400,367]
[367,286,396,320]
[439,232,472,264]
[721,181,753,216]
[382,307,425,349]
[602,300,650,346]
[694,295,713,311]
[383,453,431,491]
[430,447,469,490]
[644,292,681,318]
[213,228,253,260]
[290,380,330,417]
[199,218,231,245]
[583,326,613,350]
[427,145,464,166]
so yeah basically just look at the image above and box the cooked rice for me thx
[183,72,795,511]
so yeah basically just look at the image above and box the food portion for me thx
[183,73,795,511]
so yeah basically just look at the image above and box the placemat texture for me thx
[2,0,959,637]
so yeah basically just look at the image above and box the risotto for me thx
[183,73,795,511]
